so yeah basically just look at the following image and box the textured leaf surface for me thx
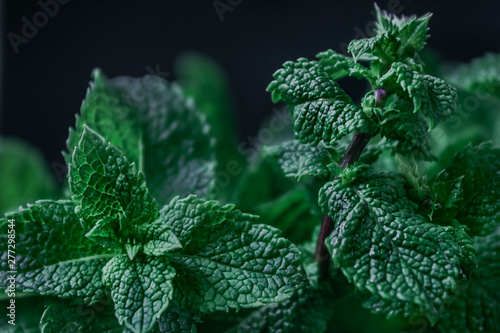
[69,126,158,244]
[438,231,500,333]
[319,172,464,324]
[0,200,112,303]
[0,139,58,214]
[292,99,375,147]
[378,62,457,129]
[439,143,500,236]
[229,288,334,333]
[316,49,371,80]
[102,255,176,333]
[374,5,431,57]
[267,59,375,147]
[348,33,400,63]
[155,196,307,313]
[149,195,244,246]
[111,74,216,203]
[380,101,432,159]
[265,140,331,180]
[170,221,307,313]
[267,58,352,104]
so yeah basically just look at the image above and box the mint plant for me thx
[1,5,499,333]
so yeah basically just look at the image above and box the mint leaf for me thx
[292,99,375,146]
[438,142,500,236]
[378,62,457,129]
[0,138,58,214]
[380,99,433,159]
[110,74,216,203]
[67,69,216,205]
[102,255,176,333]
[155,196,307,312]
[348,33,400,64]
[65,69,142,168]
[267,59,375,147]
[69,126,158,249]
[154,307,202,333]
[229,288,334,333]
[150,195,244,246]
[267,59,352,104]
[264,140,332,180]
[374,4,431,58]
[0,200,112,304]
[316,49,372,81]
[319,171,464,324]
[40,298,122,333]
[438,231,500,333]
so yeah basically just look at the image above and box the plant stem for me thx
[314,88,386,281]
[314,131,372,280]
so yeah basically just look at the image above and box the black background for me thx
[2,0,500,168]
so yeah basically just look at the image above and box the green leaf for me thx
[110,74,216,203]
[0,138,58,215]
[149,195,244,247]
[0,200,112,304]
[374,4,431,58]
[380,99,433,159]
[437,142,500,236]
[319,171,464,324]
[40,298,123,333]
[292,99,376,147]
[65,68,142,168]
[267,58,352,104]
[102,255,176,333]
[228,288,334,333]
[377,62,457,129]
[157,196,307,313]
[69,126,158,248]
[264,140,332,180]
[348,33,400,63]
[154,307,202,333]
[67,69,216,205]
[438,231,500,333]
[267,59,376,147]
[316,49,372,80]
